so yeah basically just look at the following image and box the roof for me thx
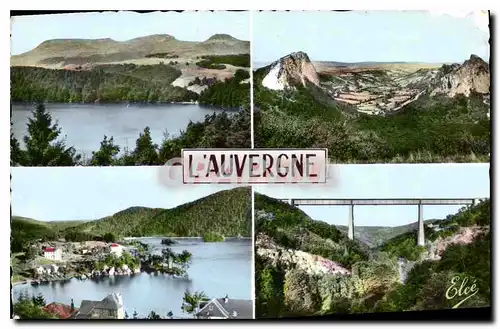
[196,298,253,319]
[43,303,76,319]
[110,244,120,247]
[44,247,56,252]
[74,293,123,319]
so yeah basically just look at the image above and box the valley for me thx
[254,51,490,163]
[254,193,491,318]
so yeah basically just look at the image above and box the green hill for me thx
[76,187,251,237]
[11,64,199,103]
[11,187,251,253]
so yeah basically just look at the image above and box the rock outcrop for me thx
[256,233,350,276]
[262,51,320,91]
[427,225,488,261]
[430,54,490,97]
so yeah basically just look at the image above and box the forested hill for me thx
[75,186,251,237]
[11,64,199,103]
[255,193,369,269]
[11,187,251,252]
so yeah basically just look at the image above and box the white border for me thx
[4,3,499,329]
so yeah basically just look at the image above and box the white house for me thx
[195,296,252,319]
[43,247,62,261]
[109,244,124,257]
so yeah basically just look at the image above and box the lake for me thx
[11,103,225,158]
[11,239,252,318]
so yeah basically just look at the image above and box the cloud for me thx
[429,10,490,34]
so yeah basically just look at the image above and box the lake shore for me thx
[12,100,200,106]
[123,236,252,240]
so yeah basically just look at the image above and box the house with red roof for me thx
[43,247,62,261]
[109,243,124,257]
[43,302,77,319]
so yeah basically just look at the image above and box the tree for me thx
[181,290,208,317]
[22,103,81,166]
[167,311,174,319]
[90,135,120,166]
[147,310,161,319]
[33,293,46,307]
[132,127,159,165]
[103,232,116,243]
[10,122,25,166]
[177,250,192,272]
[132,310,139,319]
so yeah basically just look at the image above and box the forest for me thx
[198,54,250,68]
[255,195,491,318]
[198,69,250,109]
[11,64,199,103]
[253,67,490,163]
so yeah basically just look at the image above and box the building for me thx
[195,296,252,319]
[109,243,124,257]
[73,293,125,319]
[35,264,53,276]
[43,247,62,261]
[43,301,77,319]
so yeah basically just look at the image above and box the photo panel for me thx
[253,11,490,164]
[254,164,491,318]
[10,10,251,167]
[10,166,253,319]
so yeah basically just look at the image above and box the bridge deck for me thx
[279,198,482,206]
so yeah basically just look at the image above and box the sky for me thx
[253,10,490,64]
[255,164,490,227]
[12,164,490,227]
[11,166,238,221]
[10,11,250,55]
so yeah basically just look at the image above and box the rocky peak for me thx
[430,54,490,97]
[262,51,320,91]
[204,34,238,42]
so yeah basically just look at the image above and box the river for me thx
[11,239,252,318]
[11,103,224,158]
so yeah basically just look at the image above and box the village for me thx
[13,236,197,288]
[12,238,255,319]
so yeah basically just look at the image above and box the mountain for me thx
[259,51,490,115]
[10,187,251,251]
[11,34,250,67]
[261,51,320,91]
[254,51,490,163]
[430,54,490,98]
[74,187,251,237]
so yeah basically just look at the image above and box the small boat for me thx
[31,280,40,286]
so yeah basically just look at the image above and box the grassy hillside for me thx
[11,64,199,103]
[11,34,250,67]
[336,220,436,248]
[254,66,490,163]
[255,195,491,318]
[255,193,369,269]
[379,199,490,260]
